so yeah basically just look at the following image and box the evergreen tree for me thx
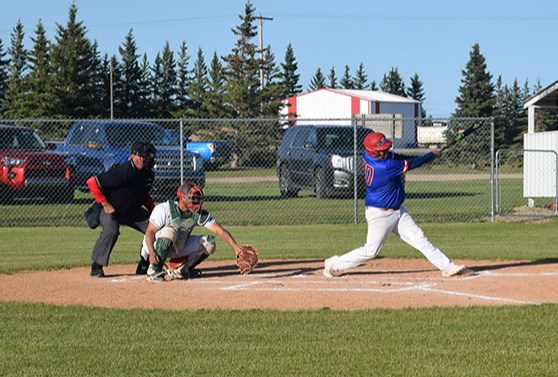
[99,54,112,117]
[406,73,426,117]
[221,0,261,118]
[51,3,98,117]
[340,65,353,89]
[115,29,143,118]
[186,47,209,117]
[380,67,406,96]
[327,66,337,89]
[353,63,367,89]
[279,43,301,97]
[308,67,325,91]
[26,19,55,117]
[454,43,495,117]
[174,41,192,116]
[0,38,8,115]
[369,80,378,90]
[3,20,29,118]
[450,43,495,167]
[151,42,177,118]
[205,52,231,118]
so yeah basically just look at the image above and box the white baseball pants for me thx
[331,206,454,272]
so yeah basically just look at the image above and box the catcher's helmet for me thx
[177,181,205,212]
[363,132,392,157]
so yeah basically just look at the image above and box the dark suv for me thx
[276,125,373,198]
[0,125,73,203]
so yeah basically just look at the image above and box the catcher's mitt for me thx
[236,245,259,275]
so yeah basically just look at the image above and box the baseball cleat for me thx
[323,257,336,278]
[442,264,473,277]
[146,265,166,282]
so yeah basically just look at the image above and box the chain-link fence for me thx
[0,117,512,227]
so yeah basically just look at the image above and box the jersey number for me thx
[364,161,374,186]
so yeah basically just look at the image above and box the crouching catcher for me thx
[138,181,257,282]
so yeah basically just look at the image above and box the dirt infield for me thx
[1,258,557,311]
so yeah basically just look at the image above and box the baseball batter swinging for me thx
[323,132,471,278]
[139,181,244,281]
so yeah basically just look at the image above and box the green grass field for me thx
[2,221,558,376]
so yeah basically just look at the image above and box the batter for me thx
[323,132,471,278]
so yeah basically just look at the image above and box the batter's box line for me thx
[415,286,541,305]
[478,270,558,277]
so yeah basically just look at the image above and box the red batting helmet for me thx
[177,182,205,213]
[363,132,393,157]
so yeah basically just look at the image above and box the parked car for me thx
[276,125,374,199]
[167,129,233,170]
[55,120,205,201]
[0,125,73,203]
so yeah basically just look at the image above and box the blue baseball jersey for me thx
[363,151,436,209]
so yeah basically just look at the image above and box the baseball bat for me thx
[441,122,482,152]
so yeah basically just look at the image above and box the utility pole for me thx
[255,14,273,90]
[109,58,114,119]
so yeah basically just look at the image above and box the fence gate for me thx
[495,148,558,219]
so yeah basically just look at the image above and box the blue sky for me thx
[1,0,556,117]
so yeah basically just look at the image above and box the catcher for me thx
[137,181,259,282]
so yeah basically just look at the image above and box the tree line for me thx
[0,1,555,154]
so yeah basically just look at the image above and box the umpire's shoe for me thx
[90,262,105,277]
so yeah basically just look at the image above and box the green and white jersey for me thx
[149,200,215,250]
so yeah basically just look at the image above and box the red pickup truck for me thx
[0,125,73,203]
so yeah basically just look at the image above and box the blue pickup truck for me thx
[55,120,205,201]
[167,130,232,170]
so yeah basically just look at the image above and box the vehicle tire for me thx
[314,167,330,199]
[279,164,298,198]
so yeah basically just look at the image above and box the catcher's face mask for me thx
[177,182,205,212]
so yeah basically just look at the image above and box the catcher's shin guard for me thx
[154,237,172,270]
[188,252,209,270]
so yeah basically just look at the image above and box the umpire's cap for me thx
[131,141,156,159]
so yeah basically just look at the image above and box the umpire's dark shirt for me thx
[95,160,154,216]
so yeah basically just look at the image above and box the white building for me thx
[281,88,422,147]
[522,79,558,207]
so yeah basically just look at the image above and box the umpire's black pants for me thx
[91,209,150,266]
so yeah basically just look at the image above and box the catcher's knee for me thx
[200,235,216,255]
[158,226,178,242]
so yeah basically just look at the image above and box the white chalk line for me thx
[414,286,540,305]
[479,270,558,277]
[108,269,553,305]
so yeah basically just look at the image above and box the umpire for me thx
[86,141,156,277]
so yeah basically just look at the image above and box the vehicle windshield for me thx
[106,124,178,147]
[317,128,373,150]
[0,129,47,149]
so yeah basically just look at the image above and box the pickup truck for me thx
[55,120,205,201]
[1,124,73,204]
[167,130,232,170]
